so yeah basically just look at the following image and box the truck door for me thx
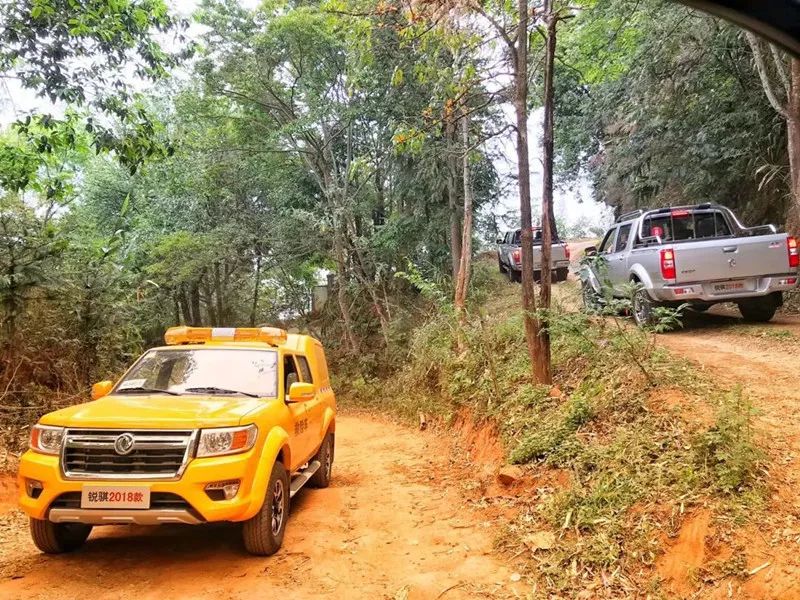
[283,354,310,468]
[296,354,325,457]
[607,223,633,293]
[595,226,618,289]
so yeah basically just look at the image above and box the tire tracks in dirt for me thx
[0,415,522,600]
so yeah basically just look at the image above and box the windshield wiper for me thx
[116,386,181,396]
[184,386,260,398]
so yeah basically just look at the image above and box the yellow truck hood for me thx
[39,394,266,429]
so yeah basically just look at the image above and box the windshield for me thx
[116,348,278,397]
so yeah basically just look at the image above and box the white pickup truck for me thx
[580,204,799,326]
[497,228,571,283]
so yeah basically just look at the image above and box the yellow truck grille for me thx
[62,429,196,480]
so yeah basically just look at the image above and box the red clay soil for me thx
[656,307,800,599]
[0,415,524,600]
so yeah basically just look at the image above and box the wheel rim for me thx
[633,290,648,325]
[271,479,285,536]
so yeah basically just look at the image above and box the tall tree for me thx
[746,33,800,232]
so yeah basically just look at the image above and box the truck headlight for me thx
[29,425,64,455]
[196,425,258,458]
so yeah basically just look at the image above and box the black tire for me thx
[738,299,777,323]
[309,433,334,488]
[29,518,91,554]
[533,270,542,283]
[509,269,521,283]
[242,461,290,556]
[632,287,657,327]
[498,256,507,274]
[691,304,711,313]
[555,267,570,283]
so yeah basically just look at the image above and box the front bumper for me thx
[652,274,798,303]
[18,447,263,524]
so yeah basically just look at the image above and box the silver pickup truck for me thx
[580,204,799,326]
[497,228,571,283]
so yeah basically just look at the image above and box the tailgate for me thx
[530,243,567,268]
[674,234,791,283]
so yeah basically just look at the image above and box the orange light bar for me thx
[164,326,288,346]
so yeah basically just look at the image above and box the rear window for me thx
[641,210,732,243]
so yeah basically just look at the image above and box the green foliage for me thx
[1,0,192,175]
[554,0,788,225]
[695,388,764,494]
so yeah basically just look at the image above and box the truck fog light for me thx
[26,479,43,499]
[205,480,240,501]
[779,277,797,286]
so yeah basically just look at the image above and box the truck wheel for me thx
[498,256,506,274]
[29,518,91,554]
[632,288,657,327]
[242,461,290,556]
[309,433,334,488]
[555,268,570,283]
[738,299,777,323]
[508,269,521,283]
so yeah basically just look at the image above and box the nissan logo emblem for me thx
[114,433,135,455]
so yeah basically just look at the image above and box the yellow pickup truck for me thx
[17,326,336,556]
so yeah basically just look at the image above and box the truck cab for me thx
[18,326,336,556]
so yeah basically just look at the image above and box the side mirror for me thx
[496,237,504,245]
[91,380,114,400]
[584,246,598,257]
[288,382,316,403]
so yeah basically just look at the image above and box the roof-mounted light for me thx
[164,327,288,346]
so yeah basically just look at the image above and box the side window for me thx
[503,232,511,244]
[296,356,313,383]
[512,230,521,245]
[283,355,299,396]
[598,227,618,254]
[615,224,632,252]
[313,344,331,388]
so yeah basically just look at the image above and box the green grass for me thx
[334,262,768,595]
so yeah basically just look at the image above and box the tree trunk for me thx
[178,285,192,325]
[333,224,359,354]
[189,283,202,326]
[537,0,557,384]
[788,58,800,234]
[454,113,474,325]
[213,262,225,326]
[446,115,463,280]
[515,0,549,384]
[250,253,262,327]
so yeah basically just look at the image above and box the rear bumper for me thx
[652,273,798,303]
[509,260,571,273]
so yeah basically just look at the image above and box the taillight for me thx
[512,249,521,265]
[660,248,676,280]
[788,237,799,268]
[564,244,571,260]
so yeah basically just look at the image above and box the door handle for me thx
[722,246,737,253]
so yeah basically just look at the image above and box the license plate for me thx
[712,280,749,293]
[81,486,150,509]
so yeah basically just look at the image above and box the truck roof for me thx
[616,203,722,223]
[159,327,321,354]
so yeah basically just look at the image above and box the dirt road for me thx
[0,415,521,600]
[655,306,800,598]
